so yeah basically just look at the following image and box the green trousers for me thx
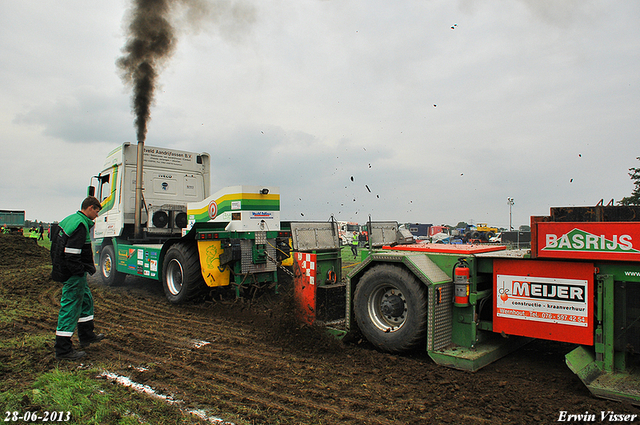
[56,274,94,337]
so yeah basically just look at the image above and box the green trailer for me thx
[0,210,25,233]
[292,208,640,405]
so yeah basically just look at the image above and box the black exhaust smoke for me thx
[116,0,256,238]
[117,0,177,237]
[117,0,257,141]
[117,0,176,143]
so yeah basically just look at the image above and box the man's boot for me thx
[78,320,106,348]
[54,336,86,360]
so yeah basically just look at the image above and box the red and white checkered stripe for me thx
[296,252,316,286]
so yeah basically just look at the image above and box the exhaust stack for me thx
[134,141,144,239]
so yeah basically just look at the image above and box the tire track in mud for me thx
[90,285,400,424]
[95,295,258,344]
[94,336,397,425]
[37,283,59,307]
[91,282,319,357]
[91,305,593,425]
[92,302,286,371]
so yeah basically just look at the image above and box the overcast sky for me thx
[1,1,639,229]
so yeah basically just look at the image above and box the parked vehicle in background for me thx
[406,223,432,239]
[0,210,25,234]
[338,221,360,246]
[500,230,531,248]
[430,228,464,244]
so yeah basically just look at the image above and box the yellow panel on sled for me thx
[281,238,294,267]
[197,240,231,287]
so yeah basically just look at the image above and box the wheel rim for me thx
[102,253,113,278]
[366,283,407,332]
[166,259,184,296]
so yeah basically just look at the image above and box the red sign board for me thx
[535,221,640,261]
[493,259,594,345]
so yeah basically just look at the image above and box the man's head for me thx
[81,196,102,220]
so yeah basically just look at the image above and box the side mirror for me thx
[88,186,95,197]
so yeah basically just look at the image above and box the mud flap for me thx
[197,240,231,287]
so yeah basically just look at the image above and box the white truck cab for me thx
[91,142,210,239]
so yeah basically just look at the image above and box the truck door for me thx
[94,165,121,238]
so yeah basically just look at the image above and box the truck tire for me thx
[162,242,206,304]
[100,245,126,286]
[353,264,428,353]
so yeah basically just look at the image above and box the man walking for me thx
[351,232,359,259]
[51,196,106,360]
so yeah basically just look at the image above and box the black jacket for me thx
[50,212,96,282]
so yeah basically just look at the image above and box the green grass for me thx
[0,332,50,350]
[0,333,225,424]
[340,245,367,275]
[0,368,205,425]
[0,336,230,425]
[22,229,51,250]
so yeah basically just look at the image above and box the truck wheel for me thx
[162,242,205,304]
[100,245,126,286]
[353,265,427,353]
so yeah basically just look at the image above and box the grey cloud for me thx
[13,88,132,144]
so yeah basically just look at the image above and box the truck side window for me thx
[99,174,111,202]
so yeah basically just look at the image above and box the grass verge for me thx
[0,367,214,425]
[0,328,238,425]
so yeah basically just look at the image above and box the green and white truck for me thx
[90,142,289,303]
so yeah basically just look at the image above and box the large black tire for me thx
[353,265,428,353]
[99,245,126,286]
[162,242,206,304]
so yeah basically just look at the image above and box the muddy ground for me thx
[1,233,639,424]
